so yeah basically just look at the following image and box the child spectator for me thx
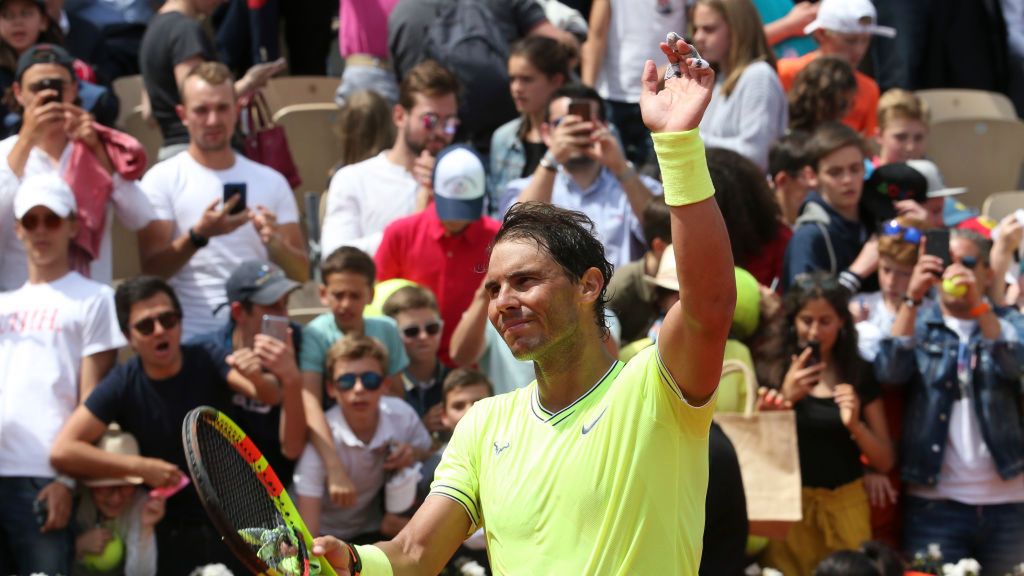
[73,426,164,576]
[382,285,449,434]
[782,122,878,293]
[873,89,930,167]
[294,335,432,542]
[607,198,672,343]
[300,246,409,509]
[788,55,857,133]
[693,0,788,171]
[769,130,813,227]
[777,0,896,135]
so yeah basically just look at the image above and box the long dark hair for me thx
[781,272,863,386]
[707,147,781,268]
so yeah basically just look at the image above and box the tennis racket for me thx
[182,406,337,576]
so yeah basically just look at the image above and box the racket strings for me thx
[196,418,306,575]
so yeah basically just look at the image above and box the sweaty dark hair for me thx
[544,84,607,123]
[510,36,571,81]
[114,276,183,335]
[641,198,671,247]
[493,202,614,336]
[321,246,376,286]
[707,147,781,268]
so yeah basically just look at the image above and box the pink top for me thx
[339,0,400,59]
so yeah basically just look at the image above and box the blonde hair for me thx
[335,90,395,171]
[694,0,777,97]
[325,335,389,376]
[877,89,930,131]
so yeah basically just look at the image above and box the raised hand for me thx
[834,383,862,429]
[638,39,715,134]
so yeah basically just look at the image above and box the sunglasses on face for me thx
[19,212,62,231]
[401,321,443,339]
[132,311,181,336]
[881,220,922,244]
[958,256,978,270]
[420,113,459,135]
[793,273,840,292]
[335,372,384,391]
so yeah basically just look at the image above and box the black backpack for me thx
[423,0,518,152]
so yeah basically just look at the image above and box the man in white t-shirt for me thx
[320,60,459,257]
[876,229,1024,573]
[138,61,308,339]
[0,174,124,575]
[0,44,158,291]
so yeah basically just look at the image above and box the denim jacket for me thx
[488,118,526,218]
[874,302,1024,486]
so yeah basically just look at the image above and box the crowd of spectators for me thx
[1,0,1024,574]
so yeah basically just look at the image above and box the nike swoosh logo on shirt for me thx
[581,407,608,435]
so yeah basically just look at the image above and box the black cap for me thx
[15,43,75,82]
[861,162,930,223]
[225,261,300,306]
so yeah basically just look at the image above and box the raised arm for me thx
[449,279,490,367]
[640,41,736,405]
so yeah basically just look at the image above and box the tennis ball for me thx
[942,277,967,298]
[82,532,124,572]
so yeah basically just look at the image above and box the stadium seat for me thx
[982,191,1024,222]
[273,103,342,217]
[916,89,1019,124]
[120,109,163,170]
[112,74,144,130]
[926,118,1024,209]
[262,76,340,116]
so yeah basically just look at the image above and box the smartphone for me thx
[32,498,48,526]
[149,475,191,499]
[223,183,247,215]
[924,229,951,270]
[37,77,63,104]
[803,341,821,367]
[260,314,290,342]
[568,99,592,123]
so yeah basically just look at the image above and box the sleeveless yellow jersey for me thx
[430,345,716,575]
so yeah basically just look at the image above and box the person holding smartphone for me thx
[500,84,663,269]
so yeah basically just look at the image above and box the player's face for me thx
[15,205,77,268]
[442,383,491,430]
[395,307,442,365]
[794,297,843,359]
[330,356,385,416]
[320,272,372,333]
[485,239,584,361]
[179,77,237,152]
[91,484,137,519]
[692,3,731,66]
[398,92,458,156]
[876,117,928,165]
[127,292,183,372]
[812,144,864,217]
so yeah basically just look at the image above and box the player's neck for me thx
[534,336,615,413]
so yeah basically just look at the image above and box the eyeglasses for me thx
[792,273,840,292]
[19,212,62,231]
[881,220,922,244]
[421,113,459,135]
[335,372,384,391]
[132,311,181,336]
[400,321,443,339]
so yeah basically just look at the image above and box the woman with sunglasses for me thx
[760,272,894,575]
[294,334,433,544]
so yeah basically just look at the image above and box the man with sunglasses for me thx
[876,229,1024,573]
[375,145,500,366]
[321,60,460,258]
[50,274,286,574]
[0,44,160,292]
[0,174,124,575]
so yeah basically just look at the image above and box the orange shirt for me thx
[778,51,880,136]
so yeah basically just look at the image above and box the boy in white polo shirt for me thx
[0,174,124,575]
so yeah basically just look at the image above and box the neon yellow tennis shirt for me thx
[430,345,716,574]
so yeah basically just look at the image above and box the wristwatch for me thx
[615,161,637,182]
[539,151,558,172]
[902,294,922,308]
[188,227,209,249]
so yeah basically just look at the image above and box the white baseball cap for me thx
[804,0,896,38]
[906,159,967,198]
[84,425,145,487]
[433,145,485,221]
[13,173,77,219]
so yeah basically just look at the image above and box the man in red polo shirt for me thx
[375,145,500,366]
[777,0,896,136]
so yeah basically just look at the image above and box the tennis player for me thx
[315,38,736,575]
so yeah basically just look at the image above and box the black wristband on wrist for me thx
[347,544,363,575]
[188,228,209,249]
